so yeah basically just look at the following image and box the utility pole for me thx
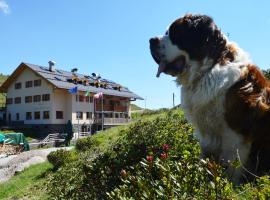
[144,96,147,110]
[173,93,175,108]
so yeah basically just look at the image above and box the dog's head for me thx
[150,14,231,79]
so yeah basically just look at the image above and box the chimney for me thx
[48,60,56,72]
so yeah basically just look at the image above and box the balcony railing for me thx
[95,118,131,125]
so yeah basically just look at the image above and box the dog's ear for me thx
[169,14,226,61]
[169,15,215,49]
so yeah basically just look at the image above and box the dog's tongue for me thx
[156,64,166,77]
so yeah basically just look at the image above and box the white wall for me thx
[71,91,94,125]
[6,68,53,124]
[52,89,72,124]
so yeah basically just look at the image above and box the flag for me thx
[94,92,103,99]
[85,91,90,97]
[68,86,78,94]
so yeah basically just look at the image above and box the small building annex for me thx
[0,62,143,137]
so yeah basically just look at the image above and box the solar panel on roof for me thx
[55,77,62,81]
[56,70,63,74]
[24,63,143,99]
[40,66,48,71]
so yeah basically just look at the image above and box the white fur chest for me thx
[180,62,251,164]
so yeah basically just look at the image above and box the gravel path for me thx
[0,147,73,183]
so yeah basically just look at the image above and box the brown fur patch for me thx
[218,44,237,65]
[225,64,270,176]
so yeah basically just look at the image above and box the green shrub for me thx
[109,157,234,199]
[46,109,270,199]
[75,136,99,152]
[47,110,201,199]
[47,149,77,170]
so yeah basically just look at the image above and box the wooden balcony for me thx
[95,105,128,112]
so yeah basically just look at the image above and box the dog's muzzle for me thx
[149,37,162,64]
[149,37,187,77]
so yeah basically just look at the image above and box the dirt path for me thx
[0,147,73,183]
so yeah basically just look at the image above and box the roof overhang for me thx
[0,62,56,93]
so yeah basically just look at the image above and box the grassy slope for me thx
[0,162,52,200]
[130,103,142,111]
[87,109,168,152]
[2,108,269,199]
[0,74,8,106]
[0,111,166,199]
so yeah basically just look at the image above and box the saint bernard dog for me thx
[149,14,270,183]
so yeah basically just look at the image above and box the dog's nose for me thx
[149,37,159,47]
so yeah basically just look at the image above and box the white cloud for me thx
[0,0,10,14]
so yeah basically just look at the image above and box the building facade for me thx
[0,62,143,137]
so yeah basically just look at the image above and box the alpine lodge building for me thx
[0,61,143,137]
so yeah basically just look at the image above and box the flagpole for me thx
[93,96,95,134]
[77,90,79,139]
[89,93,92,135]
[102,94,104,131]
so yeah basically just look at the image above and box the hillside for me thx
[1,108,270,199]
[130,103,143,111]
[0,74,8,106]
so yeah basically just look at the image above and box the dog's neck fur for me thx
[178,42,252,183]
[179,41,251,124]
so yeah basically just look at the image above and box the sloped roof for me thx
[0,62,143,100]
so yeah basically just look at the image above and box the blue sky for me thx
[0,0,270,109]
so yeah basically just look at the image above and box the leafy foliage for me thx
[262,69,270,80]
[46,109,270,200]
[109,158,233,199]
[47,149,77,170]
[0,73,8,106]
[75,135,99,151]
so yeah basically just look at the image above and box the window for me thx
[115,101,120,106]
[33,95,41,102]
[25,81,33,88]
[14,97,21,104]
[15,82,22,89]
[85,96,93,103]
[34,79,41,87]
[104,113,112,118]
[109,100,114,106]
[121,101,129,107]
[86,112,92,119]
[26,112,32,120]
[6,98,13,105]
[16,113,20,121]
[79,95,84,102]
[43,111,50,119]
[76,111,83,119]
[56,111,63,119]
[25,96,32,103]
[42,94,50,101]
[34,111,40,120]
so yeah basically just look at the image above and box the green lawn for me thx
[0,162,52,200]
